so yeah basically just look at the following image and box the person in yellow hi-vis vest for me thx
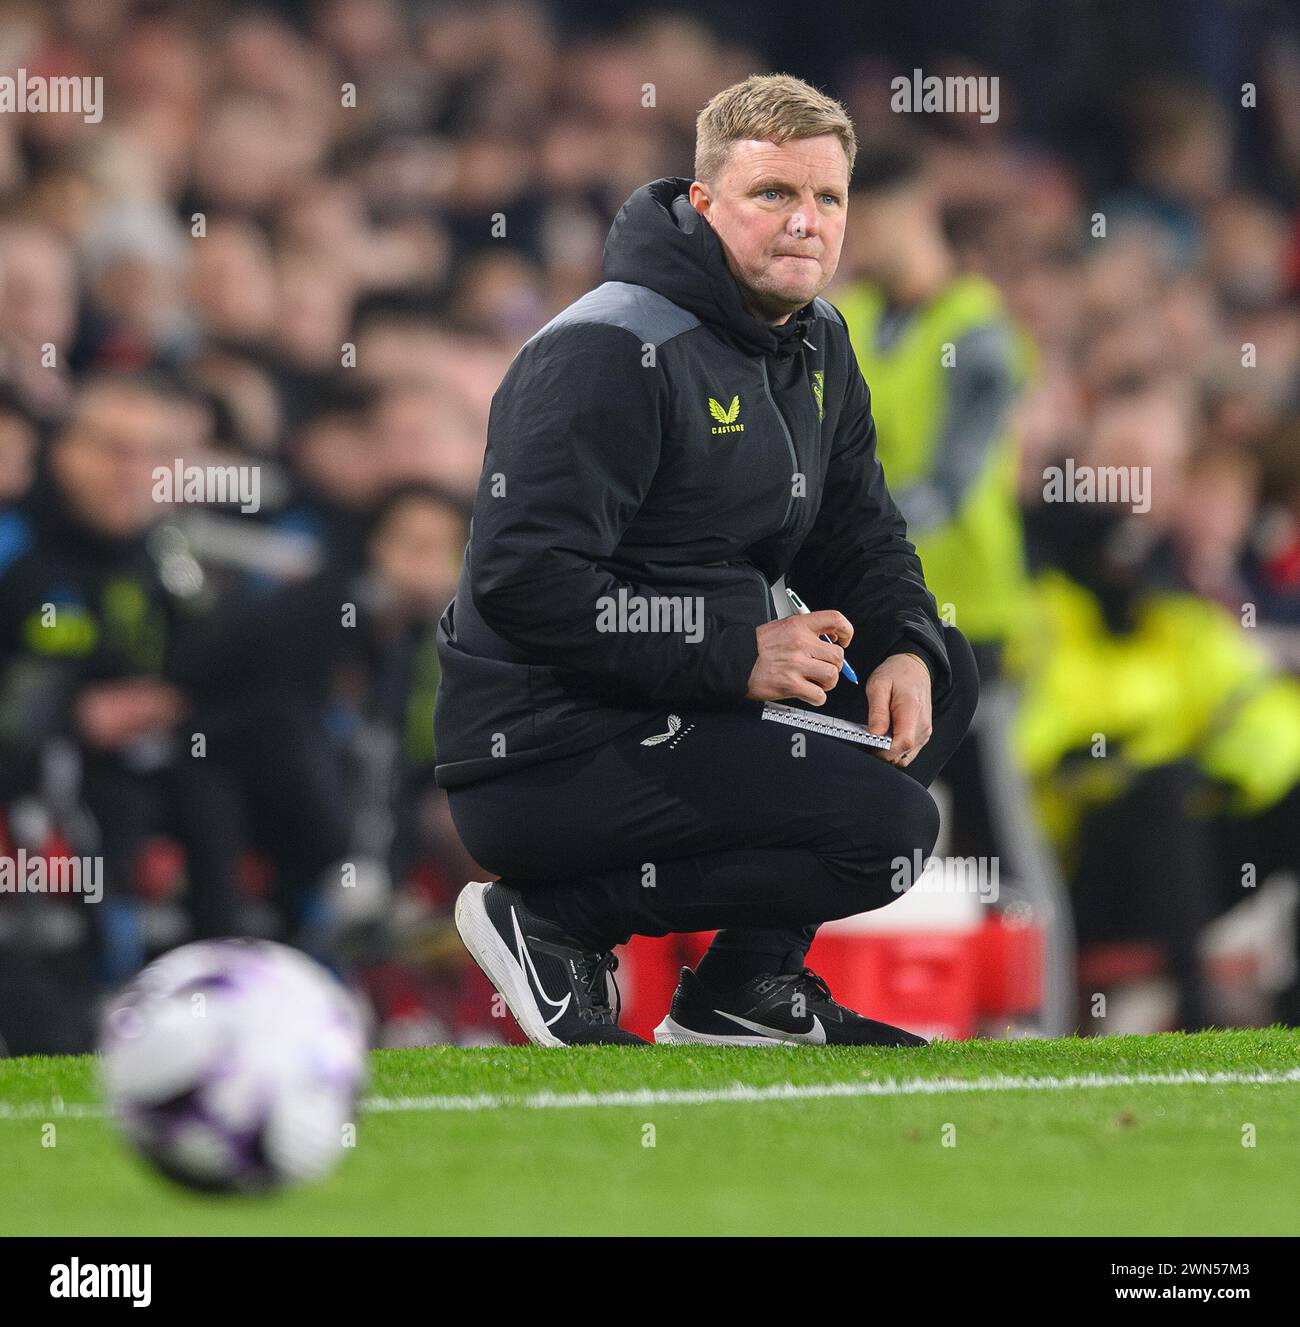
[834,150,1031,677]
[832,150,1034,873]
[1012,507,1300,1030]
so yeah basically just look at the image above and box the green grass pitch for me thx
[2,1029,1298,1236]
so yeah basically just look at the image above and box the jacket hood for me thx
[602,176,814,361]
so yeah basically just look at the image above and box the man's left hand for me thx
[865,652,933,769]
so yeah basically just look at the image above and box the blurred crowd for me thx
[0,0,1298,1051]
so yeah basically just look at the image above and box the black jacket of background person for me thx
[0,480,248,797]
[433,176,951,789]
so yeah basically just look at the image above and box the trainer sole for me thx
[654,1014,927,1048]
[454,881,565,1049]
[654,1014,798,1047]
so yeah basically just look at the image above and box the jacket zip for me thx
[759,357,799,538]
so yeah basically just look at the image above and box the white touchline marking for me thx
[3,1067,1298,1122]
[359,1067,1300,1113]
[0,1100,108,1119]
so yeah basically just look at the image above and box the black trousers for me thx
[79,754,246,986]
[1072,762,1300,1027]
[449,625,979,964]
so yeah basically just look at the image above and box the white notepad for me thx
[760,702,892,749]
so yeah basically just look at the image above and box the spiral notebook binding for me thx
[759,701,892,749]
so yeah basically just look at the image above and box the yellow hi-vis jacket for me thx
[1012,569,1300,853]
[837,274,1031,646]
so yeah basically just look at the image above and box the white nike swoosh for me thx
[714,1010,827,1044]
[510,906,571,1026]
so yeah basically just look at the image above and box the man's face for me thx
[0,411,37,502]
[371,498,466,615]
[845,184,920,286]
[689,134,849,325]
[52,387,179,538]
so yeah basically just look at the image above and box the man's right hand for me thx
[745,610,853,706]
[74,679,188,751]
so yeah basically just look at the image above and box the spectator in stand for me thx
[370,382,485,500]
[243,483,473,974]
[0,0,1295,1045]
[0,222,80,417]
[0,376,249,984]
[1245,419,1300,627]
[0,386,40,511]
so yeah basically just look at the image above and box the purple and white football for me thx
[98,939,367,1193]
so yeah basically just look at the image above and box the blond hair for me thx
[694,73,858,184]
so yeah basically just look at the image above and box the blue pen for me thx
[785,587,859,684]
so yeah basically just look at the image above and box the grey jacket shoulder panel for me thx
[524,281,700,350]
[811,296,845,327]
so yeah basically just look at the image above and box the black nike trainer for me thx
[454,881,648,1046]
[654,965,929,1047]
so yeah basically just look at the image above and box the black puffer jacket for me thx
[433,176,950,788]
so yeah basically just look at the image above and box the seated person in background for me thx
[1016,496,1300,1029]
[0,384,39,513]
[244,482,473,953]
[0,374,249,983]
[268,380,382,585]
[1241,418,1300,628]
